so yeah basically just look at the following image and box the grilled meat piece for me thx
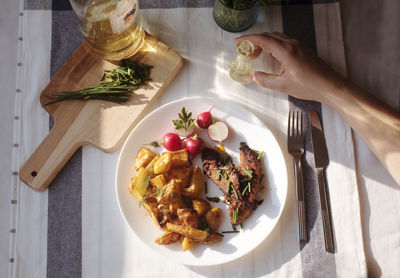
[225,196,257,225]
[202,144,264,225]
[239,142,262,203]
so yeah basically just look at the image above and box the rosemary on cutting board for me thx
[44,59,152,106]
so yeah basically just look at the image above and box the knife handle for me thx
[317,169,335,252]
[294,158,307,243]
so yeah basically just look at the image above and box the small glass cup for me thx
[213,0,259,32]
[69,0,144,60]
[229,40,255,83]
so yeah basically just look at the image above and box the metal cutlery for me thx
[309,110,335,253]
[287,110,307,243]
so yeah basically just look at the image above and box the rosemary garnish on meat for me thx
[44,59,152,106]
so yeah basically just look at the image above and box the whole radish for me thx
[197,105,215,129]
[185,135,204,155]
[163,133,182,151]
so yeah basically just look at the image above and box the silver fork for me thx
[287,110,307,243]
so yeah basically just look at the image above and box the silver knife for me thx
[309,110,335,253]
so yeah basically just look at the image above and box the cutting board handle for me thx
[19,121,81,191]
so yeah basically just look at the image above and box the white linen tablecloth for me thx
[1,0,399,277]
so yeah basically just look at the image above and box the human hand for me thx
[235,32,346,104]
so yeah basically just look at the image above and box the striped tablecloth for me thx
[8,0,370,277]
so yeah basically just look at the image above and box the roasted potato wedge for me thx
[168,165,192,188]
[192,199,211,217]
[130,167,150,199]
[177,208,199,229]
[169,198,187,213]
[155,231,181,245]
[205,207,222,231]
[166,223,208,241]
[145,154,160,177]
[182,166,204,198]
[154,152,172,174]
[135,147,156,170]
[200,232,223,245]
[158,179,181,204]
[181,236,196,251]
[150,174,167,189]
[170,149,189,167]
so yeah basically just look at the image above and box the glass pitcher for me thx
[69,0,144,60]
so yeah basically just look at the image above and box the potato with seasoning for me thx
[145,154,160,177]
[168,165,192,188]
[181,236,196,251]
[155,231,181,245]
[192,199,211,217]
[182,166,204,198]
[135,147,156,170]
[166,223,208,241]
[150,174,167,189]
[154,152,172,174]
[158,179,181,204]
[205,207,222,231]
[129,167,150,199]
[170,149,189,167]
[177,208,200,229]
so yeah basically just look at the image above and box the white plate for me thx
[115,97,288,266]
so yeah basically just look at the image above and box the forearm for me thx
[324,81,400,184]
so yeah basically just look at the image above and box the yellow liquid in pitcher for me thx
[83,0,144,60]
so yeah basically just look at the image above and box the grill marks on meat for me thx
[202,142,264,225]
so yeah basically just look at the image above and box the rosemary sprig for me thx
[45,59,152,106]
[206,196,221,203]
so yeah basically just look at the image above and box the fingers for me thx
[250,71,282,91]
[234,33,286,61]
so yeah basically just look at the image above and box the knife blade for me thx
[309,110,335,253]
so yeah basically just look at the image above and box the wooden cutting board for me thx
[19,33,183,191]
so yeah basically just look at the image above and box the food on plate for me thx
[134,147,156,170]
[162,133,183,151]
[201,142,264,225]
[173,107,196,137]
[129,147,223,251]
[185,135,204,155]
[208,121,229,142]
[197,105,214,129]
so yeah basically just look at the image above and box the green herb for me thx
[232,209,238,224]
[226,181,231,193]
[240,223,244,230]
[222,230,240,234]
[242,168,253,178]
[241,183,250,195]
[204,182,208,194]
[215,232,225,237]
[257,150,265,160]
[259,174,264,182]
[216,169,222,181]
[231,185,239,200]
[206,196,221,203]
[248,181,252,193]
[172,107,196,133]
[138,200,143,208]
[222,171,228,180]
[147,141,163,148]
[145,175,151,189]
[157,187,164,198]
[45,59,152,106]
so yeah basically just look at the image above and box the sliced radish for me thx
[208,122,229,142]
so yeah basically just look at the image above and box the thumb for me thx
[250,71,281,90]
